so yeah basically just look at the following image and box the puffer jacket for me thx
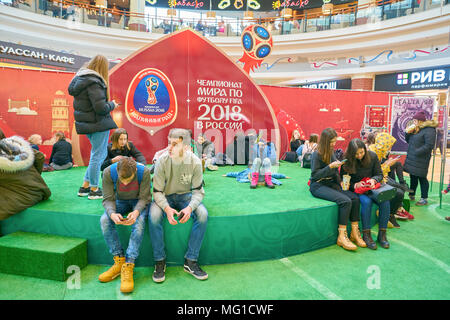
[0,136,51,220]
[68,68,117,134]
[195,139,216,159]
[404,120,437,178]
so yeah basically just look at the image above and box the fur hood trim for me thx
[0,136,35,173]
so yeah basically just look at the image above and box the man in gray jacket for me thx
[149,128,208,282]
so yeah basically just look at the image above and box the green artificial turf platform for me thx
[0,162,377,267]
[0,231,87,281]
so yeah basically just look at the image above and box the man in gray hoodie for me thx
[149,128,208,282]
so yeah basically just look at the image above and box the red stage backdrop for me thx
[260,86,392,152]
[0,67,90,165]
[109,29,281,162]
[0,39,396,166]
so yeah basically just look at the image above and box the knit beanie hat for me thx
[413,110,427,121]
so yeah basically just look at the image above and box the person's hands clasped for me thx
[178,206,192,224]
[367,178,378,188]
[121,210,140,226]
[110,213,125,225]
[165,206,179,225]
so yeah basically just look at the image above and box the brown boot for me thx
[98,256,125,282]
[120,263,135,293]
[337,226,357,251]
[350,222,367,248]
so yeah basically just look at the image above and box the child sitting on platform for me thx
[49,131,73,170]
[28,134,42,151]
[249,138,277,189]
[224,138,288,188]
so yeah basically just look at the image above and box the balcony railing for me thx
[3,0,448,36]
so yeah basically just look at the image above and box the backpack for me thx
[301,143,314,168]
[109,162,146,190]
[302,152,312,168]
[283,151,298,163]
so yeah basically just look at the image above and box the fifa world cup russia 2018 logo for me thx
[125,68,177,136]
[238,24,273,74]
[145,77,159,105]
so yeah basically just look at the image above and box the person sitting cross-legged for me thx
[149,128,209,283]
[98,157,151,293]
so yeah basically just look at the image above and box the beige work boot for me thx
[350,222,367,248]
[120,263,135,293]
[98,256,125,282]
[337,226,357,251]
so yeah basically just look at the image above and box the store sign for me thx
[300,78,351,90]
[0,41,90,72]
[375,66,450,91]
[145,0,354,11]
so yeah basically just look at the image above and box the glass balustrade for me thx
[1,0,448,36]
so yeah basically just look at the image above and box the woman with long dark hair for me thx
[309,128,365,251]
[341,138,390,250]
[101,128,146,171]
[68,54,118,200]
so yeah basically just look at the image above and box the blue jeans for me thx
[148,193,208,262]
[251,157,271,174]
[296,145,304,157]
[100,199,148,263]
[359,194,390,231]
[84,130,110,188]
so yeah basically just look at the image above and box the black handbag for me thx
[368,183,397,203]
[283,151,298,163]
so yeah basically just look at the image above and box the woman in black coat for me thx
[68,54,118,200]
[101,128,146,171]
[404,110,437,206]
[290,130,304,152]
[49,131,73,170]
[309,128,364,252]
[341,139,390,250]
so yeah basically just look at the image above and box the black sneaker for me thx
[88,188,103,200]
[78,186,90,197]
[388,214,400,228]
[152,259,166,283]
[184,259,208,280]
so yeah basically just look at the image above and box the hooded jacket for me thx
[68,68,117,134]
[195,139,216,159]
[404,120,438,178]
[368,132,397,181]
[0,136,51,220]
